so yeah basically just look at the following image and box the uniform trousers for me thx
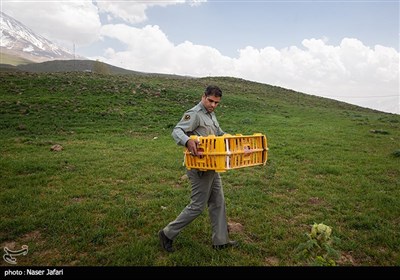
[163,169,229,246]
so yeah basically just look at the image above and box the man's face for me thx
[202,95,221,113]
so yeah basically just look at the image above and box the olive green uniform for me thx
[163,102,229,246]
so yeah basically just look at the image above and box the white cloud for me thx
[96,1,150,24]
[3,0,101,48]
[188,0,208,7]
[2,0,206,49]
[95,0,205,24]
[99,24,174,71]
[94,24,399,114]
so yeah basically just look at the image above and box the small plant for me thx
[296,223,340,266]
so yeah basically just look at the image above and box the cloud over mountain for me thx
[0,11,78,62]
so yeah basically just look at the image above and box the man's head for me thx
[202,85,222,113]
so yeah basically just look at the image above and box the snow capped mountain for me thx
[0,11,77,63]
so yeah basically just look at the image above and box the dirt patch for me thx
[337,251,358,266]
[308,197,323,205]
[228,221,244,233]
[264,256,280,266]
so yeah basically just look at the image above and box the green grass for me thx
[1,72,399,266]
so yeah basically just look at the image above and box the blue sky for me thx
[2,0,399,114]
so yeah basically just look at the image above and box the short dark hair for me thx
[204,85,222,97]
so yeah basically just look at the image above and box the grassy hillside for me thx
[0,71,399,266]
[0,51,34,66]
[8,59,190,79]
[14,59,141,75]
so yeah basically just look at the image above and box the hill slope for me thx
[14,59,135,74]
[0,51,34,66]
[0,71,399,266]
[0,59,192,79]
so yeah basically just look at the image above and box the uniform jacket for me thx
[172,101,225,146]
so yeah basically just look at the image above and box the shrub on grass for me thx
[296,223,340,266]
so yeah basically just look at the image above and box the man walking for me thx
[159,85,237,252]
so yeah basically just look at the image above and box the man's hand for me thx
[186,139,202,156]
[244,146,252,155]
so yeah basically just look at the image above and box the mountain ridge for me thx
[0,59,196,80]
[0,11,78,63]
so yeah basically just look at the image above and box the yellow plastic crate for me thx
[184,133,268,172]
